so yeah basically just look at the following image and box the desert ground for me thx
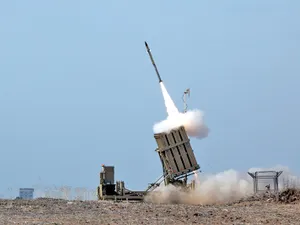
[1,189,300,225]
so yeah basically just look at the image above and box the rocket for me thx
[145,41,163,83]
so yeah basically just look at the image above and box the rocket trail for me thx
[159,82,179,116]
[145,41,163,83]
[145,41,209,138]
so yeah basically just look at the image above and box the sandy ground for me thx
[0,198,300,225]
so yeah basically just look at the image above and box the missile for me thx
[145,41,162,83]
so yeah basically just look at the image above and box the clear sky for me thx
[0,1,300,197]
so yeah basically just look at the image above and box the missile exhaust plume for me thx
[144,41,209,138]
[159,82,179,116]
[154,82,209,139]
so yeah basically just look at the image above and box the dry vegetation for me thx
[0,189,299,225]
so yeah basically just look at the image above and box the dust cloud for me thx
[145,166,300,205]
[145,169,252,205]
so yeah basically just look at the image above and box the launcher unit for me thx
[153,126,200,187]
[97,126,201,200]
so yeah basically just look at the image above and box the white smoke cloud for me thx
[153,109,209,139]
[154,82,209,139]
[145,169,252,205]
[145,166,300,205]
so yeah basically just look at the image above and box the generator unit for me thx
[97,165,145,201]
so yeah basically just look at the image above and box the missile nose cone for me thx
[145,41,149,49]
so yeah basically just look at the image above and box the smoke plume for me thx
[145,165,300,205]
[145,169,252,205]
[153,82,209,139]
[159,82,179,116]
[153,109,209,139]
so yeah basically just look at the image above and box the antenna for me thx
[182,88,190,113]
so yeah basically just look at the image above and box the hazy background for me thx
[0,1,299,198]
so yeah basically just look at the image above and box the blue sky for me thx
[0,1,300,197]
